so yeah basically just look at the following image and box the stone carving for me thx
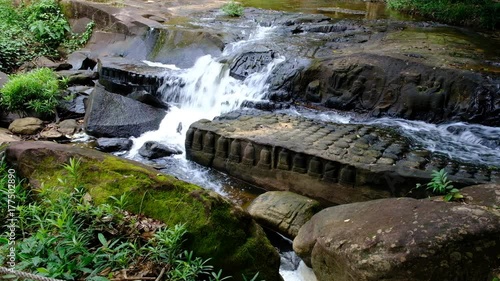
[186,113,498,204]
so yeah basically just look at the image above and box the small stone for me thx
[58,119,79,135]
[96,138,133,152]
[40,128,63,139]
[139,141,182,159]
[9,117,43,135]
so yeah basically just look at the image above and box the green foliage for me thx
[0,0,94,73]
[22,0,71,49]
[416,169,463,202]
[0,157,253,281]
[222,1,244,17]
[386,0,499,29]
[0,68,62,117]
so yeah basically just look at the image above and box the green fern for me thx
[416,169,463,202]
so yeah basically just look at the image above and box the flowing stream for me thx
[126,26,316,280]
[125,21,498,281]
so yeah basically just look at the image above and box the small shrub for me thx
[0,0,94,73]
[0,68,62,117]
[416,169,463,202]
[222,1,244,17]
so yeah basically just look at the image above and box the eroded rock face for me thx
[247,191,321,238]
[5,141,281,281]
[293,197,500,281]
[292,54,500,126]
[461,183,500,209]
[84,85,166,138]
[229,47,278,80]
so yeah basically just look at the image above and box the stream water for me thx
[123,9,499,281]
[126,26,316,280]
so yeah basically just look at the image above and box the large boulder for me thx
[293,197,500,281]
[5,141,281,281]
[8,117,44,135]
[84,85,166,138]
[461,183,500,209]
[247,191,321,238]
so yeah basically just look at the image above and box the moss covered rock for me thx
[5,141,281,281]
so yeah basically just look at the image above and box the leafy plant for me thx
[1,157,236,281]
[0,68,63,117]
[221,1,244,17]
[0,0,95,73]
[416,169,463,202]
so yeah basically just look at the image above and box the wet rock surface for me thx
[186,113,499,204]
[293,197,500,281]
[138,141,182,159]
[96,137,133,152]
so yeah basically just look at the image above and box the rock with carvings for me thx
[293,197,500,281]
[247,191,322,238]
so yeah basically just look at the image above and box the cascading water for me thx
[126,25,315,281]
[282,107,500,166]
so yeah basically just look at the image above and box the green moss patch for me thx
[5,141,280,281]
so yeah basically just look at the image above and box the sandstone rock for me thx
[293,197,500,281]
[40,128,63,139]
[138,141,182,159]
[247,191,321,238]
[460,183,500,209]
[0,128,21,144]
[5,141,281,281]
[187,113,497,205]
[58,119,79,135]
[8,117,43,135]
[84,85,166,138]
[96,137,133,152]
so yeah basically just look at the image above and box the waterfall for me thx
[128,53,284,157]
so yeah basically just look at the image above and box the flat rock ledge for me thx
[186,113,499,204]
